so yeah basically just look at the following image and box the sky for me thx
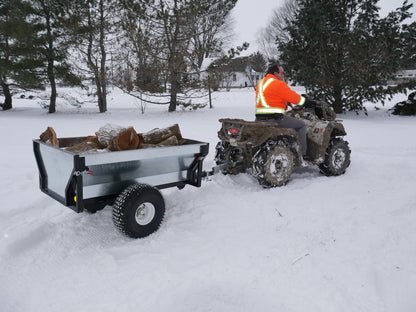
[231,0,416,53]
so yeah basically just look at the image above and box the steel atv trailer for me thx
[33,137,209,238]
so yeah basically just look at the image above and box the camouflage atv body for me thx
[214,101,351,187]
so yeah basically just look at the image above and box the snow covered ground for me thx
[1,87,415,312]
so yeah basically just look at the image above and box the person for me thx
[255,63,315,160]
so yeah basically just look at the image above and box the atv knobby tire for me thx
[214,141,229,168]
[252,143,294,187]
[112,183,165,238]
[214,141,245,175]
[319,138,351,176]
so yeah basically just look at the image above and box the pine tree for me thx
[279,0,416,114]
[0,0,43,110]
[31,0,81,113]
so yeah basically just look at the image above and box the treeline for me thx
[0,0,240,112]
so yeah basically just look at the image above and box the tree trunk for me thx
[0,79,12,110]
[48,59,57,114]
[95,76,107,113]
[45,8,56,114]
[98,0,107,113]
[168,71,179,112]
[85,0,107,113]
[169,87,178,112]
[333,84,343,114]
[49,80,57,114]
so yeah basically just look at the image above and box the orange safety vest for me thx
[256,74,305,115]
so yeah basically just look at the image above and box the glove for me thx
[304,98,317,109]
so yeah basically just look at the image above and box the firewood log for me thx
[139,124,185,148]
[96,124,123,148]
[140,135,179,149]
[65,140,101,153]
[96,124,140,151]
[39,127,59,147]
[108,127,140,151]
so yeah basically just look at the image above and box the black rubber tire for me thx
[252,142,294,187]
[84,199,108,214]
[214,141,230,167]
[214,140,245,175]
[85,203,106,214]
[112,184,165,238]
[319,138,351,176]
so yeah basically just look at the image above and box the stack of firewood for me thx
[39,124,186,153]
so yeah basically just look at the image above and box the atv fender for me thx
[307,121,347,160]
[218,118,299,148]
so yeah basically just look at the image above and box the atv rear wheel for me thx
[319,138,351,176]
[214,141,246,175]
[252,143,294,187]
[214,141,229,167]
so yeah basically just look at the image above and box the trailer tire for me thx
[112,184,165,238]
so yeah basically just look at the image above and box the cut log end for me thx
[39,127,59,147]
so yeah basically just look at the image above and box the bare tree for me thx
[116,0,238,112]
[65,0,118,113]
[256,0,299,60]
[187,1,236,71]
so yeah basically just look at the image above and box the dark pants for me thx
[256,114,308,155]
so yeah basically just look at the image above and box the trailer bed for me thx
[33,137,209,213]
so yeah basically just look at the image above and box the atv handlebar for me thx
[290,99,336,121]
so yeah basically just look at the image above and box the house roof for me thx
[206,55,265,73]
[226,56,252,72]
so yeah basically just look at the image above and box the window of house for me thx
[233,74,237,81]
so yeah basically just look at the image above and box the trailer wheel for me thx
[112,184,165,238]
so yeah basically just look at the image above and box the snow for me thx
[1,87,416,312]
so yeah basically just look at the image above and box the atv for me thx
[214,101,351,187]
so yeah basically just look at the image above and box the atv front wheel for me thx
[112,184,165,238]
[252,143,294,187]
[319,138,351,176]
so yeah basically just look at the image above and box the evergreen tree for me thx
[279,0,416,114]
[0,0,43,110]
[31,0,81,113]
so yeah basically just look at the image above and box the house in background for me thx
[388,68,416,85]
[204,54,266,90]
